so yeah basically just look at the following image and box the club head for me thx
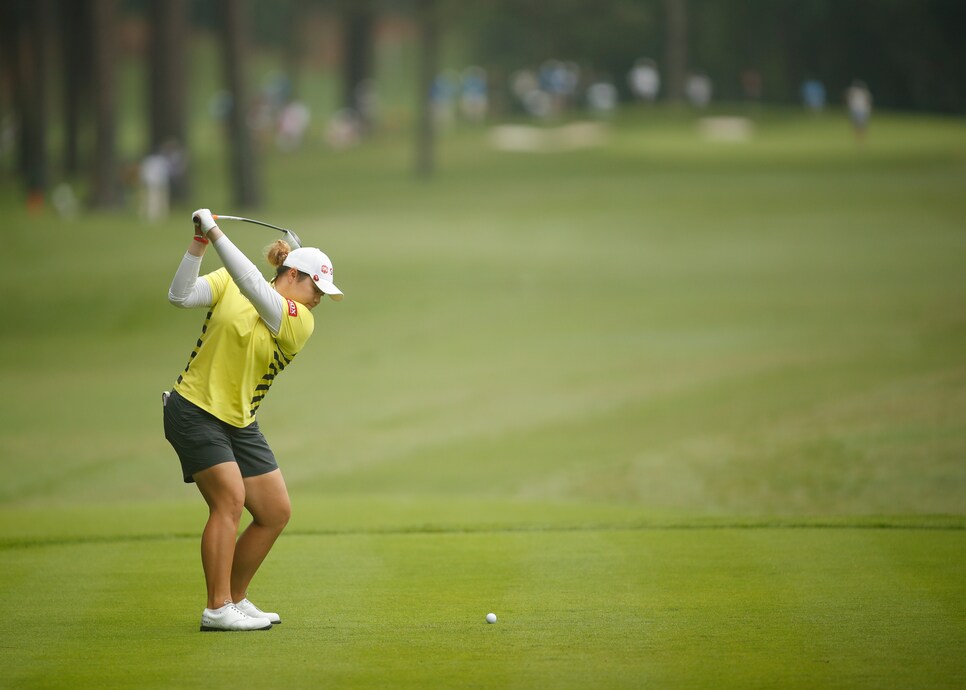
[284,230,303,249]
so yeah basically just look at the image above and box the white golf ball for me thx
[486,613,497,624]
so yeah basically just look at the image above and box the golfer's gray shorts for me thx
[163,390,278,483]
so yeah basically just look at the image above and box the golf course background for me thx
[1,108,964,688]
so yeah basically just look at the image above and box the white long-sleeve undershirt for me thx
[167,252,211,308]
[167,237,285,335]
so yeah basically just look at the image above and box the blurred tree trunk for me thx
[148,0,189,201]
[90,0,118,208]
[20,0,53,203]
[414,0,438,178]
[61,0,90,175]
[283,0,305,99]
[0,2,23,176]
[342,1,374,130]
[220,0,261,208]
[778,2,803,104]
[664,0,687,104]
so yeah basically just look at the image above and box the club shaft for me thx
[212,214,302,248]
[213,214,288,233]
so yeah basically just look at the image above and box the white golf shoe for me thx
[235,598,282,625]
[200,602,273,632]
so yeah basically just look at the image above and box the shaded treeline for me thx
[0,0,962,208]
[458,0,965,111]
[0,0,405,208]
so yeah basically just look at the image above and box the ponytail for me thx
[266,240,292,281]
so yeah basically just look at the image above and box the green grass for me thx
[1,108,965,688]
[3,528,963,689]
[2,528,966,688]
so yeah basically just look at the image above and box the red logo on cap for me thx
[313,274,319,281]
[287,299,298,317]
[321,266,330,275]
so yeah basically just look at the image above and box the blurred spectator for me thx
[26,190,44,214]
[845,79,873,139]
[119,160,141,209]
[523,88,554,119]
[460,66,489,123]
[276,101,311,152]
[685,74,713,108]
[801,79,827,112]
[432,70,460,128]
[325,109,362,150]
[160,138,188,202]
[511,62,588,119]
[140,153,169,222]
[562,62,582,100]
[354,79,381,134]
[628,58,660,102]
[263,72,292,110]
[741,69,762,101]
[587,79,618,116]
[51,183,79,220]
[539,59,580,113]
[538,60,560,93]
[510,69,539,114]
[248,94,275,149]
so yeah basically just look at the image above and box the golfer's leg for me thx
[231,469,291,601]
[194,463,246,609]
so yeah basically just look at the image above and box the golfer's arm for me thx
[209,232,284,334]
[168,249,213,308]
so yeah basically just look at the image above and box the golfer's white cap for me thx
[282,247,344,300]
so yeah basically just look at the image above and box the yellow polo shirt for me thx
[173,268,315,427]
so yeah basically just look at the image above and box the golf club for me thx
[212,214,303,249]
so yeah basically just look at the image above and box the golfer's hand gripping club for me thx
[192,208,217,238]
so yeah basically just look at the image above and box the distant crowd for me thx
[95,59,872,223]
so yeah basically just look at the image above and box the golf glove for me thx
[192,208,217,235]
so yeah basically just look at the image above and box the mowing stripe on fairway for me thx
[3,517,964,551]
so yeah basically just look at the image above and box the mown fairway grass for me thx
[3,528,963,689]
[1,109,965,688]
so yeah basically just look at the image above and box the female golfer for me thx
[164,208,342,632]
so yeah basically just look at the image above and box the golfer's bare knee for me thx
[253,499,291,531]
[211,489,245,523]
